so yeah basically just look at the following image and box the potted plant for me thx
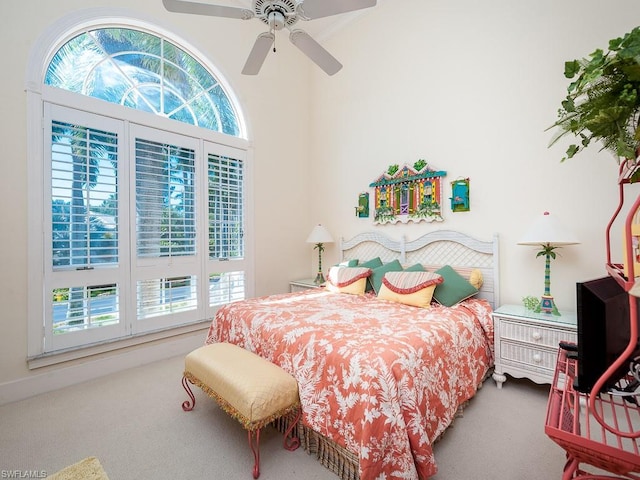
[522,295,541,312]
[548,26,640,165]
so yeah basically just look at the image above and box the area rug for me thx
[48,457,109,480]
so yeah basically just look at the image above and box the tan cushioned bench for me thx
[181,342,300,478]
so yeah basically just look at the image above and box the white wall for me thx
[2,0,640,403]
[307,0,640,312]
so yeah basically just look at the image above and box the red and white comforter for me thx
[206,289,494,479]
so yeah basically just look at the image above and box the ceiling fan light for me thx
[268,11,285,30]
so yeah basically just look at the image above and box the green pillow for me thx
[369,259,404,294]
[360,257,383,269]
[404,263,425,272]
[433,265,479,307]
[359,258,384,291]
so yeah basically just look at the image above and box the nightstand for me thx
[289,278,323,293]
[492,304,577,388]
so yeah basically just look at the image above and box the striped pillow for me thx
[378,271,443,308]
[326,267,372,295]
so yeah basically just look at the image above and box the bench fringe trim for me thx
[183,371,300,431]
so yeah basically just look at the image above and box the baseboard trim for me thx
[0,330,206,406]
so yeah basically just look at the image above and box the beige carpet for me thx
[48,457,109,480]
[0,354,570,479]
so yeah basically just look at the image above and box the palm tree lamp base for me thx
[306,224,334,287]
[536,294,561,316]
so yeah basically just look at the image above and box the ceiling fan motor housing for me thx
[253,0,299,29]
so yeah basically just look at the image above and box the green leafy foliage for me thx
[536,244,559,259]
[522,295,541,311]
[548,27,640,163]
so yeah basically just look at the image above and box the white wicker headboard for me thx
[341,230,500,309]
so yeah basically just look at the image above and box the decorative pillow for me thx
[433,265,479,307]
[404,263,425,272]
[378,271,443,308]
[358,257,384,292]
[326,266,372,295]
[469,269,484,290]
[369,259,403,294]
[359,257,383,269]
[336,259,359,267]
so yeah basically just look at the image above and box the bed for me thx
[205,230,499,480]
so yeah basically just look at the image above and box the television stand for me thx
[598,158,640,413]
[545,347,640,479]
[545,158,640,479]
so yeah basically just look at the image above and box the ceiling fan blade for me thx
[289,30,342,76]
[298,0,377,20]
[162,0,254,20]
[242,33,275,75]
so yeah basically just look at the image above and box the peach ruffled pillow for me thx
[326,266,372,295]
[378,271,443,308]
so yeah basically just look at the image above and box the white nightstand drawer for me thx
[498,340,558,373]
[497,318,576,349]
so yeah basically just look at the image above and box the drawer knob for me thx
[532,331,542,341]
[533,353,542,363]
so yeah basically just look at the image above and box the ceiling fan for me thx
[162,0,377,75]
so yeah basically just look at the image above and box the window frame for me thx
[26,12,254,365]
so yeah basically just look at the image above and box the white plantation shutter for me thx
[205,147,248,310]
[52,284,120,335]
[137,275,198,319]
[39,106,251,353]
[131,126,201,333]
[45,105,127,351]
[135,139,196,259]
[51,120,119,268]
[208,154,244,259]
[209,271,245,306]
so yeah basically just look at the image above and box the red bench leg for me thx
[181,375,196,411]
[283,408,301,451]
[248,428,261,479]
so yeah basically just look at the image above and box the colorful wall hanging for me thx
[450,178,470,212]
[355,192,369,218]
[369,162,446,225]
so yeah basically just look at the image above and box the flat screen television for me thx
[575,275,640,393]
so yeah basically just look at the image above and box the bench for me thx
[181,342,301,479]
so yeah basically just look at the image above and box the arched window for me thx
[45,28,240,136]
[27,18,252,361]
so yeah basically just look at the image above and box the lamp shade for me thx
[518,211,580,246]
[306,224,334,244]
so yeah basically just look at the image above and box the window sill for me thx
[27,321,210,370]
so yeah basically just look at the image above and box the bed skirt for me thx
[272,371,491,480]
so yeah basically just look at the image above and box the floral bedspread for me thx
[205,289,494,479]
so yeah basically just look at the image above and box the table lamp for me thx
[518,211,580,315]
[306,224,334,285]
